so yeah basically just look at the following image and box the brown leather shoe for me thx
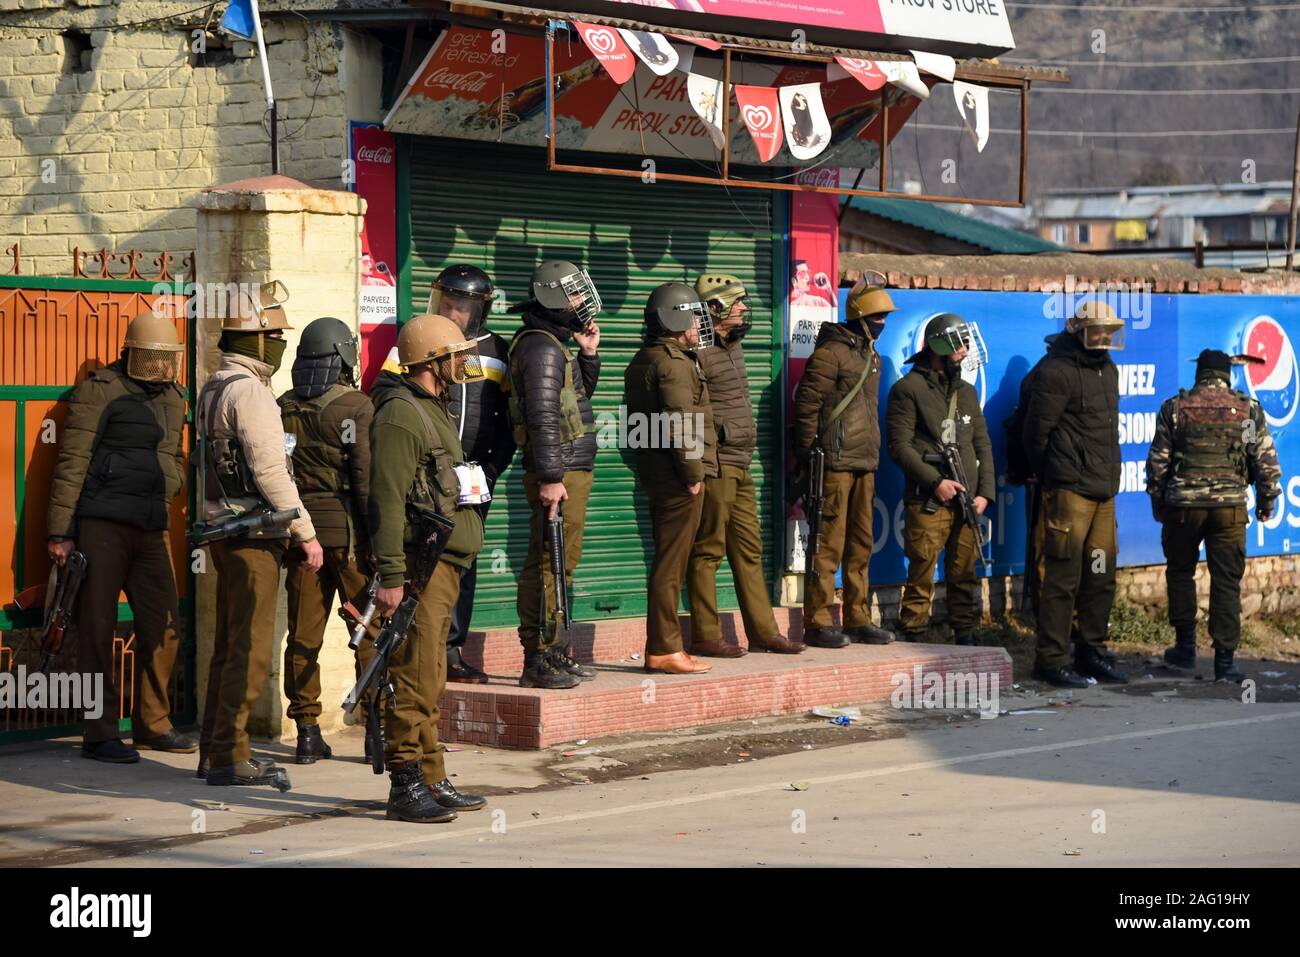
[689,639,746,658]
[748,634,805,655]
[644,652,713,674]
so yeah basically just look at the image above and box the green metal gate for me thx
[398,138,785,628]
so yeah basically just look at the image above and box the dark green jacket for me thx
[278,384,373,552]
[697,335,757,469]
[1023,332,1121,501]
[792,322,881,472]
[368,371,483,586]
[46,358,186,538]
[886,361,995,504]
[623,336,719,486]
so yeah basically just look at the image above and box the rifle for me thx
[343,508,456,774]
[339,573,380,652]
[546,502,571,634]
[923,447,990,569]
[189,507,300,548]
[40,550,87,673]
[803,446,826,576]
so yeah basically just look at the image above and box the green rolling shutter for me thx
[399,137,783,629]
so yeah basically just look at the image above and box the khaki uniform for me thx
[1036,488,1117,666]
[277,384,375,724]
[792,322,883,631]
[368,371,483,777]
[516,469,592,654]
[687,336,778,645]
[624,336,719,656]
[198,353,315,768]
[45,359,187,743]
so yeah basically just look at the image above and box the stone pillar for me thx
[193,175,366,742]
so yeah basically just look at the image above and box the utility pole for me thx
[1287,105,1299,271]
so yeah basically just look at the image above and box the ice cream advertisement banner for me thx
[349,122,398,391]
[382,27,923,167]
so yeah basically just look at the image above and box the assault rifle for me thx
[40,550,87,673]
[803,446,826,576]
[923,446,990,569]
[189,507,300,548]
[547,502,571,634]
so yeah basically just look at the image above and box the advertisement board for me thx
[786,290,1300,584]
[349,122,398,390]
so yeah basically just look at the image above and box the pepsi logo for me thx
[1242,315,1299,427]
[911,315,986,407]
[742,105,775,133]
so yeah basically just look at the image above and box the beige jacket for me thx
[199,353,316,544]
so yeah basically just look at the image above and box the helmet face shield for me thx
[928,317,988,368]
[536,268,601,323]
[688,300,714,348]
[428,285,490,332]
[434,341,485,385]
[1080,322,1125,351]
[127,347,182,383]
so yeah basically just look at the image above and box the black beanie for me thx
[1195,349,1232,377]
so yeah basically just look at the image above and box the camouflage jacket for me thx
[1146,376,1281,510]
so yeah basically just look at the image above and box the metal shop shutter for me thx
[399,137,781,629]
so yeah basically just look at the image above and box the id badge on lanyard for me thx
[454,462,492,506]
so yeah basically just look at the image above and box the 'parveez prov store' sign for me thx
[588,0,1016,57]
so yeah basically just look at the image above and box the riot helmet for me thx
[397,313,485,386]
[530,259,601,329]
[1066,300,1125,352]
[695,273,750,343]
[428,264,494,335]
[293,316,359,397]
[645,282,713,348]
[123,312,183,383]
[923,312,988,367]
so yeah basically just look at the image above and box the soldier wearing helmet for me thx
[196,280,321,791]
[426,264,515,685]
[1023,299,1127,688]
[685,274,803,657]
[1147,349,1281,684]
[277,316,377,764]
[45,311,195,764]
[886,312,995,645]
[368,313,488,822]
[624,282,719,673]
[792,277,896,649]
[507,259,603,690]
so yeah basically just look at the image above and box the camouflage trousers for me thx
[1162,505,1247,653]
[1035,489,1117,669]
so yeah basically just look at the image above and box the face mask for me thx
[261,336,288,373]
[865,318,886,340]
[726,321,752,344]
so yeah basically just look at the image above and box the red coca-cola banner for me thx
[350,122,398,390]
[733,84,783,163]
[574,21,637,84]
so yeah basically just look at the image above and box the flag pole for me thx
[249,0,278,173]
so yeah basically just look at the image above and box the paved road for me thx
[2,685,1295,868]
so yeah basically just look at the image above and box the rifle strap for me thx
[825,356,872,431]
[946,389,959,425]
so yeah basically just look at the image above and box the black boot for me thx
[1075,645,1128,684]
[1163,623,1197,671]
[548,646,597,681]
[847,623,896,645]
[519,651,580,689]
[207,758,292,792]
[295,724,333,765]
[387,763,457,823]
[81,739,140,764]
[1214,649,1246,684]
[802,627,851,649]
[447,647,489,684]
[431,777,487,811]
[196,753,209,779]
[954,633,978,647]
[1031,663,1090,689]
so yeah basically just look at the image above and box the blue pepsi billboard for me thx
[819,289,1300,584]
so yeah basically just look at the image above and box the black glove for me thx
[1258,497,1276,522]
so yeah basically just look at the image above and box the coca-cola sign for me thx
[357,145,394,165]
[423,68,492,94]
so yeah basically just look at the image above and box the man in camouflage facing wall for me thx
[1146,349,1282,684]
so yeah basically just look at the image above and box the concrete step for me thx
[439,609,1011,748]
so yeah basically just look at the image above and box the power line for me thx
[911,123,1297,138]
[1006,55,1300,67]
[1006,2,1300,11]
[1039,87,1300,95]
[0,3,216,31]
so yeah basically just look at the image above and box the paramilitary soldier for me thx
[46,312,196,763]
[368,313,488,822]
[198,282,322,789]
[1146,349,1282,683]
[429,265,516,684]
[625,282,719,673]
[792,279,896,648]
[508,259,603,690]
[1023,301,1128,688]
[686,274,803,656]
[887,312,995,645]
[278,317,374,764]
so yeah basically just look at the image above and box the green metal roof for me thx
[845,196,1063,254]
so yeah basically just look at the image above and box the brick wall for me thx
[0,8,369,275]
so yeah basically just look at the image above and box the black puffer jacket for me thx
[1023,331,1121,501]
[509,308,600,483]
[448,327,515,486]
